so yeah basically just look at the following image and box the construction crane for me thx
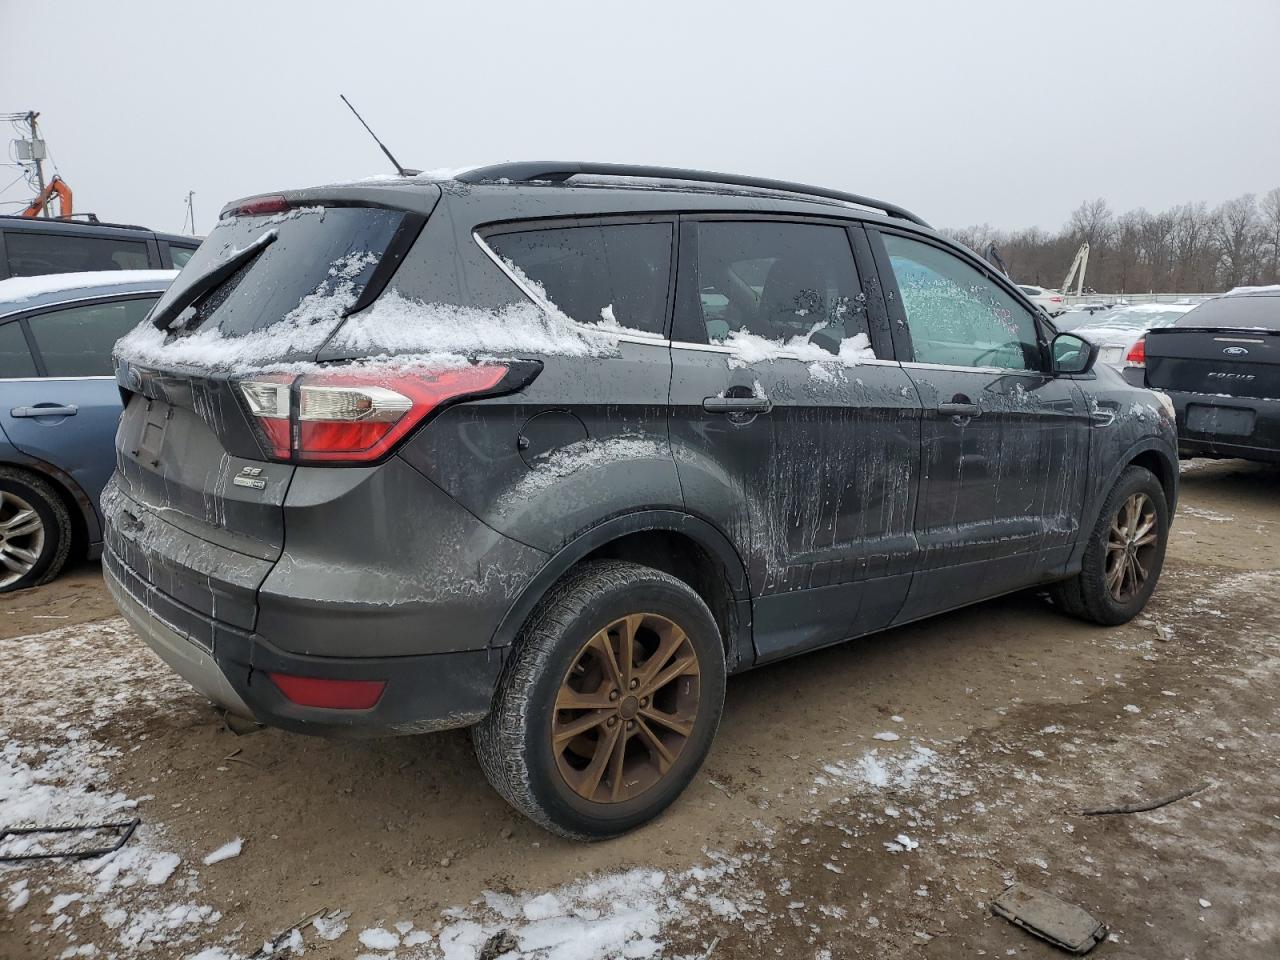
[1061,242,1090,297]
[20,175,73,218]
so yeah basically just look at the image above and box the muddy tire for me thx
[0,467,72,593]
[1050,465,1168,625]
[474,560,726,840]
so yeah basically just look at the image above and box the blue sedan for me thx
[0,270,175,590]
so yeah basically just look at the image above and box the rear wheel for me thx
[1050,465,1168,625]
[0,468,72,593]
[474,560,726,839]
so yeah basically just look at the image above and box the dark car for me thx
[101,163,1178,838]
[1142,288,1280,462]
[0,271,176,590]
[0,214,199,281]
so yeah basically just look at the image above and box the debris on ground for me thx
[1079,781,1209,816]
[991,883,1108,954]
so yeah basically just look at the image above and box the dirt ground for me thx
[2,457,1278,960]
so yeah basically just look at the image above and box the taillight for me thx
[1050,296,1063,303]
[227,195,290,218]
[238,365,509,463]
[1125,337,1146,367]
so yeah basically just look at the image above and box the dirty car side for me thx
[100,176,1178,742]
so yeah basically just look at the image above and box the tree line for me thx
[945,188,1280,294]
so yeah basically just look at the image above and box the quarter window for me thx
[0,321,37,378]
[487,222,673,336]
[5,232,150,277]
[26,297,159,376]
[677,221,869,354]
[883,234,1041,370]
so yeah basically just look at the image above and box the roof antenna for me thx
[339,94,420,177]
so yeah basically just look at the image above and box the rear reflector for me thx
[268,673,387,710]
[1125,337,1146,367]
[237,364,509,463]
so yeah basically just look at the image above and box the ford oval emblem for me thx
[1223,346,1249,356]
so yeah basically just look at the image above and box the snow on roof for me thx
[0,270,178,305]
[1224,284,1280,297]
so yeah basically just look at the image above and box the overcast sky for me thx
[3,0,1277,236]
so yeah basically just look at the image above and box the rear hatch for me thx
[1145,295,1280,400]
[108,184,437,627]
[1145,294,1280,443]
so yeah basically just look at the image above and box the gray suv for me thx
[102,163,1178,838]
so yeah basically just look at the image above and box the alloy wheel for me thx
[552,612,701,804]
[1105,492,1158,602]
[0,491,45,588]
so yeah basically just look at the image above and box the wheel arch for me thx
[0,450,101,560]
[1070,436,1178,571]
[491,510,753,672]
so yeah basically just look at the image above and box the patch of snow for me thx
[0,270,177,307]
[358,927,400,949]
[1223,284,1280,297]
[723,328,876,370]
[1123,704,1141,714]
[312,911,350,941]
[872,731,901,742]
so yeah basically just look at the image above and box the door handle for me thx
[11,404,79,418]
[703,396,772,414]
[937,402,979,418]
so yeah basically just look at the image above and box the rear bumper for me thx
[105,548,505,736]
[1165,389,1280,463]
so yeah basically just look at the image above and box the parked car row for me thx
[4,163,1269,838]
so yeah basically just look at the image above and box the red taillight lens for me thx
[1050,296,1063,303]
[268,673,386,710]
[228,195,290,218]
[238,365,509,463]
[1125,337,1146,367]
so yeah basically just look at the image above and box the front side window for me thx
[884,233,1041,370]
[26,297,159,376]
[0,321,37,378]
[487,222,673,336]
[678,220,869,354]
[5,232,150,277]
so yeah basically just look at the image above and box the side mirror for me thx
[1051,332,1097,375]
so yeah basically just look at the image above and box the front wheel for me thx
[474,560,726,840]
[1050,465,1169,625]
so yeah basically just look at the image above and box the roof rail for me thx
[454,161,930,228]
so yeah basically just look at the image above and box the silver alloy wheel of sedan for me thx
[0,491,45,588]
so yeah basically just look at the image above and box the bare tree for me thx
[1211,194,1262,288]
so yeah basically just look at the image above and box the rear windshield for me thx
[1176,296,1280,331]
[152,206,405,338]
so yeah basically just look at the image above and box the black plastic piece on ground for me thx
[0,817,141,862]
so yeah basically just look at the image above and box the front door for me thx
[668,216,921,664]
[870,229,1091,622]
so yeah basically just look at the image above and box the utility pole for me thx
[24,111,48,218]
[183,190,196,234]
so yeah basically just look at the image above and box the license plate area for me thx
[1186,403,1254,436]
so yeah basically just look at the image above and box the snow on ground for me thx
[0,620,228,958]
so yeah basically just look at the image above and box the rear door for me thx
[668,216,921,663]
[0,295,159,521]
[871,229,1091,619]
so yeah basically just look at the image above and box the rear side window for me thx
[1176,296,1280,331]
[27,297,159,376]
[169,246,197,269]
[0,321,37,378]
[677,220,868,351]
[5,231,150,277]
[487,222,672,335]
